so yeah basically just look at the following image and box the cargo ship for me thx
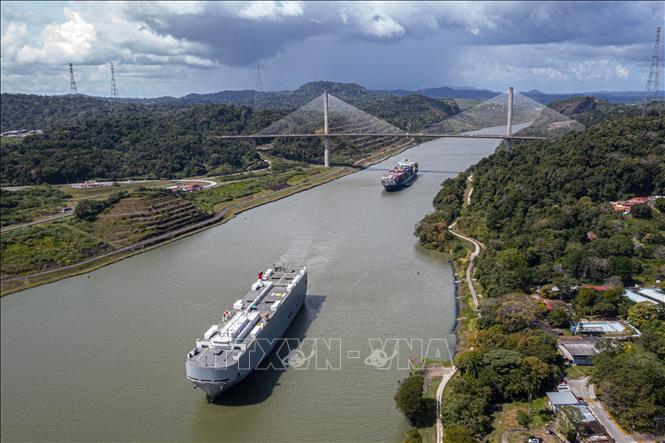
[380,159,418,191]
[186,264,307,401]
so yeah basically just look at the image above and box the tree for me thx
[592,347,665,433]
[520,356,550,416]
[74,199,107,221]
[640,320,665,359]
[394,373,438,428]
[443,425,475,443]
[441,377,493,438]
[654,198,665,213]
[627,302,661,330]
[547,307,572,328]
[454,350,484,378]
[631,203,652,219]
[607,256,634,283]
[394,374,425,426]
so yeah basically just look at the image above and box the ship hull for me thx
[186,273,307,401]
[381,171,417,191]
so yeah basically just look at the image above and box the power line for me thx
[642,26,662,117]
[110,62,119,98]
[69,63,77,94]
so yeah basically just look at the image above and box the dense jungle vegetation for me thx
[0,104,281,185]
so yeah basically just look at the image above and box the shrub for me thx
[631,203,652,219]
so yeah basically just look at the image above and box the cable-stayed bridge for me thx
[217,87,585,167]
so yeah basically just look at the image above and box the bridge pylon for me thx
[504,86,514,151]
[323,90,330,167]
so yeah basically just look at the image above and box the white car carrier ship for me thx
[186,264,307,401]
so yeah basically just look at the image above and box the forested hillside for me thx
[1,104,280,185]
[415,114,665,436]
[1,82,461,185]
[2,81,459,130]
[418,115,665,292]
[0,93,132,131]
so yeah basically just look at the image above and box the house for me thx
[168,183,203,193]
[624,288,663,304]
[560,405,611,442]
[70,181,113,189]
[546,391,579,412]
[638,287,665,304]
[557,337,601,366]
[571,320,640,338]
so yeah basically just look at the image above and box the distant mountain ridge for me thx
[2,80,660,132]
[1,81,459,132]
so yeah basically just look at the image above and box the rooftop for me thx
[624,289,658,304]
[558,337,601,358]
[572,320,640,336]
[547,391,579,406]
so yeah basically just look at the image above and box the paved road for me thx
[448,221,482,310]
[0,211,73,233]
[172,178,218,189]
[436,367,457,443]
[567,377,636,443]
[447,176,484,311]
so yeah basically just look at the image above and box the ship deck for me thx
[187,266,304,371]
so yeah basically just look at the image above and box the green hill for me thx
[418,115,665,292]
[0,104,277,185]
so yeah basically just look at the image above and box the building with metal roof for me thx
[546,391,579,412]
[624,287,664,305]
[557,337,601,366]
[571,320,640,337]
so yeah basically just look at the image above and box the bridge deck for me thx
[216,133,545,141]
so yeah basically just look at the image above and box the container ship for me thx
[380,159,418,191]
[186,264,307,401]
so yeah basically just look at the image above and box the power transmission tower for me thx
[642,26,662,117]
[256,60,264,92]
[69,63,78,94]
[110,62,119,98]
[254,60,264,109]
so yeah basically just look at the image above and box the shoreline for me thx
[1,141,415,297]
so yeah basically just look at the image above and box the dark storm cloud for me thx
[152,13,334,66]
[1,1,662,96]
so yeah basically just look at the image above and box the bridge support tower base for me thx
[324,138,330,168]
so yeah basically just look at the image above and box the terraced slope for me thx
[93,194,210,247]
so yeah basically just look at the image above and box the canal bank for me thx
[0,142,415,297]
[1,135,503,443]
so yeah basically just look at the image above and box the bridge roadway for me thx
[216,132,545,141]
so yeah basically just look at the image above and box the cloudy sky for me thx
[1,1,663,97]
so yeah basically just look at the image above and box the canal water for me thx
[1,135,501,442]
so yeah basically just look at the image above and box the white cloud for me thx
[236,1,304,21]
[614,64,629,79]
[14,7,96,64]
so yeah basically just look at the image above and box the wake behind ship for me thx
[381,159,418,191]
[186,264,307,401]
